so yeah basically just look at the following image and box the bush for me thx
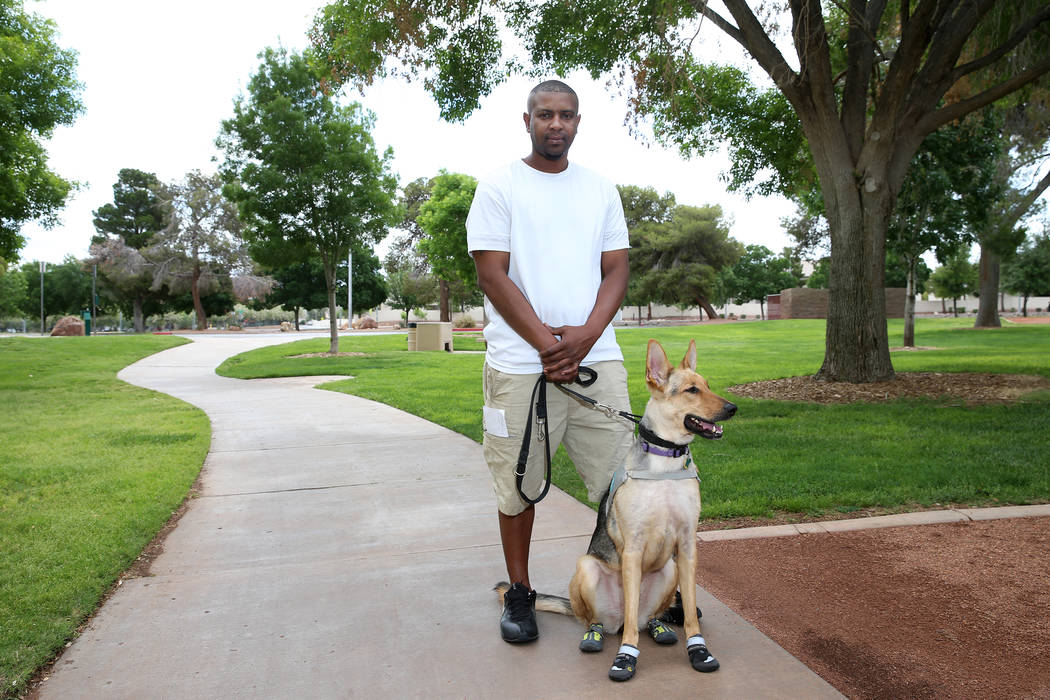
[454,315,476,328]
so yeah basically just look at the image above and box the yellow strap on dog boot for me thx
[579,623,604,653]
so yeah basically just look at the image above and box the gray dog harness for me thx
[607,453,701,502]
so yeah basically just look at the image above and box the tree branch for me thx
[950,5,1050,80]
[917,55,1050,134]
[715,0,802,99]
[842,0,889,159]
[1004,168,1050,229]
[688,0,744,44]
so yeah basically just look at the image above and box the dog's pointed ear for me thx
[646,339,671,389]
[679,339,697,371]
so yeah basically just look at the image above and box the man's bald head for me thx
[527,80,579,113]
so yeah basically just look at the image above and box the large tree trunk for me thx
[191,263,207,331]
[903,257,917,348]
[974,246,1001,328]
[439,279,450,322]
[133,296,145,333]
[294,306,300,331]
[816,177,895,383]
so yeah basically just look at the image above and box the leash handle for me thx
[515,375,552,505]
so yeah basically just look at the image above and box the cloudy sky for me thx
[20,0,799,265]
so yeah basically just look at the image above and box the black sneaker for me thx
[647,617,678,645]
[579,623,604,652]
[658,590,702,624]
[688,640,720,672]
[608,645,639,682]
[500,582,538,643]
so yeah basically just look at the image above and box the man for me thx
[466,80,633,643]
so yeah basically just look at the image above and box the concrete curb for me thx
[697,504,1050,541]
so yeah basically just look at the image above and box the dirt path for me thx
[695,516,1050,699]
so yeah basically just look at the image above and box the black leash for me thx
[514,366,689,504]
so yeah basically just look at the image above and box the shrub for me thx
[454,315,476,328]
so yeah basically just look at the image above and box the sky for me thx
[19,0,800,265]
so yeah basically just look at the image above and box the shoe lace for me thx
[505,588,534,623]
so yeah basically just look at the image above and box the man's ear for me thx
[523,112,531,132]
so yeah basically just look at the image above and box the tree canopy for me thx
[311,0,1050,382]
[1002,232,1050,316]
[92,168,167,249]
[218,46,400,352]
[0,0,83,260]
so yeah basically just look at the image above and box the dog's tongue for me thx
[685,414,723,440]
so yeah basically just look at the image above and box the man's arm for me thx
[472,249,561,361]
[539,248,629,382]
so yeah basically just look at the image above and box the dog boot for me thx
[659,589,702,624]
[687,635,720,672]
[500,582,538,643]
[579,623,604,652]
[647,617,678,645]
[608,644,639,682]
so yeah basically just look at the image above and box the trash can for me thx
[415,321,453,351]
[407,322,417,351]
[81,309,92,336]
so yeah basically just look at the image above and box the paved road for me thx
[39,333,842,699]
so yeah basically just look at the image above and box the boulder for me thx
[353,316,378,329]
[280,321,293,332]
[50,316,85,336]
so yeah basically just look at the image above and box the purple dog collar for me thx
[640,440,689,458]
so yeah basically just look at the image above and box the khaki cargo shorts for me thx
[482,360,634,516]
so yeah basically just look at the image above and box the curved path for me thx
[39,333,842,699]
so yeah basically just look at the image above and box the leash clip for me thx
[593,401,619,419]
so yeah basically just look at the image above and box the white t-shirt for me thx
[466,159,630,374]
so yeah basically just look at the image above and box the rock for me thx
[50,316,85,336]
[280,321,293,332]
[353,316,378,329]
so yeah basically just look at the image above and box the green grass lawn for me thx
[218,318,1050,519]
[0,336,209,698]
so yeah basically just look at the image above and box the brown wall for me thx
[771,288,907,319]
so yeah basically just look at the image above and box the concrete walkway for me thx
[40,333,843,699]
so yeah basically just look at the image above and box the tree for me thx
[416,171,479,322]
[929,251,978,317]
[87,237,164,333]
[265,260,330,330]
[384,252,438,323]
[19,256,92,330]
[727,244,801,319]
[635,204,742,320]
[618,185,676,323]
[887,113,1001,345]
[311,1,1050,382]
[806,257,830,289]
[92,168,167,249]
[90,169,168,332]
[1002,232,1050,316]
[972,101,1050,328]
[0,260,27,317]
[152,171,250,330]
[0,0,83,260]
[218,47,400,353]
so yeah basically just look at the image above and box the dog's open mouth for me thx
[684,414,723,440]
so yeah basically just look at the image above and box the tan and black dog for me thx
[498,339,735,681]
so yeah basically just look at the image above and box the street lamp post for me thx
[39,261,46,336]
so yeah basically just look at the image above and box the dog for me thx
[497,339,736,681]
